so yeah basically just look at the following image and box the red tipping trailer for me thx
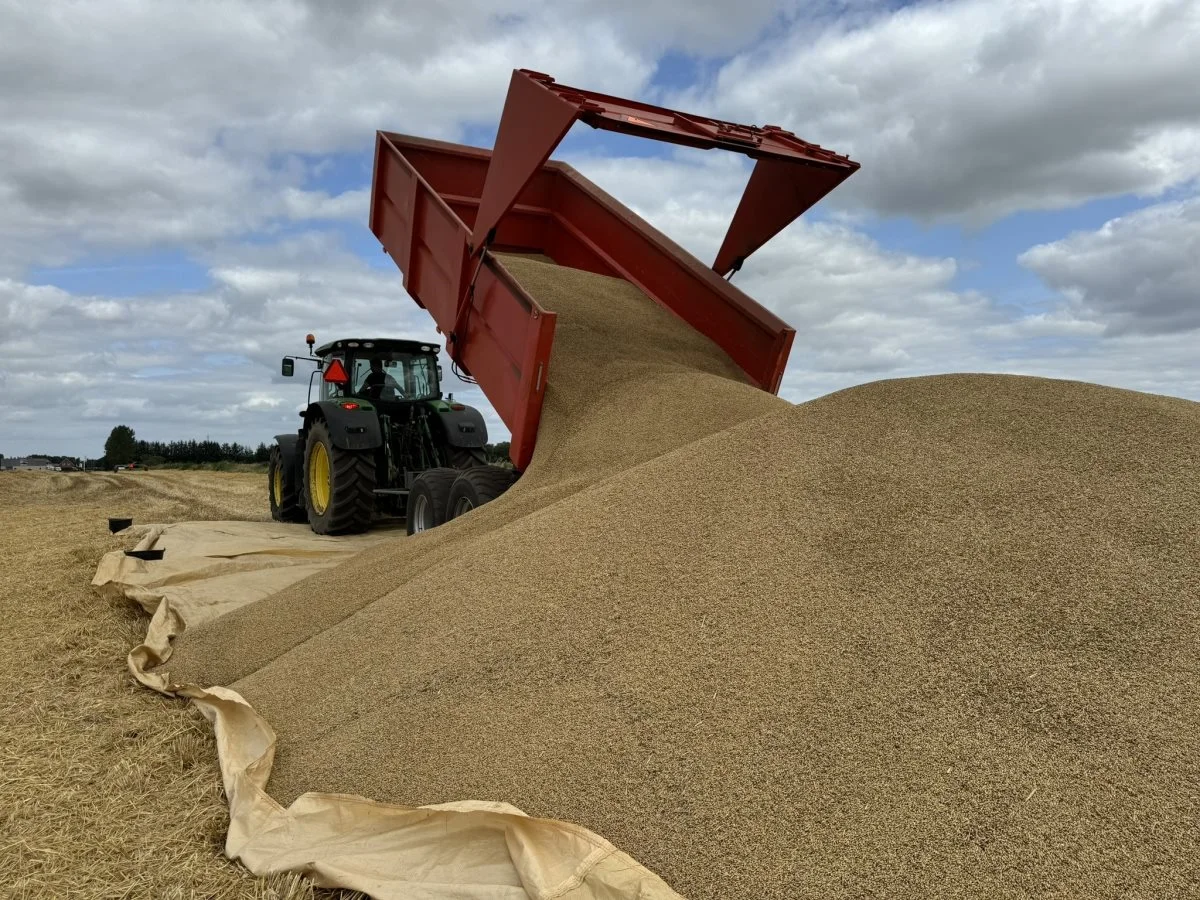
[369,69,859,471]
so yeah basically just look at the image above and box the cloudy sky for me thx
[2,0,1198,458]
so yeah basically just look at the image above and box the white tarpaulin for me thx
[92,521,683,900]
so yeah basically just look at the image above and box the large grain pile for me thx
[167,255,1200,899]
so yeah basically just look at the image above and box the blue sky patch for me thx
[29,249,210,297]
[858,192,1151,306]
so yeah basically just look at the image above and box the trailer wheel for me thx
[303,420,376,535]
[268,445,306,523]
[446,466,518,520]
[406,468,459,535]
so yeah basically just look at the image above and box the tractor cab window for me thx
[350,352,441,402]
[352,356,401,400]
[406,355,439,399]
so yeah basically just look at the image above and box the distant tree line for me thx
[100,425,513,468]
[485,441,510,464]
[100,425,269,467]
[132,439,271,467]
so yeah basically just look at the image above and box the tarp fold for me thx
[92,521,682,900]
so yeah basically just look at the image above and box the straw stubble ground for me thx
[0,469,361,899]
[169,257,1200,899]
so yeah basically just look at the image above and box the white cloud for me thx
[281,188,370,222]
[1018,196,1200,335]
[0,0,656,271]
[566,0,884,55]
[677,0,1200,223]
[9,0,1193,263]
[0,232,500,457]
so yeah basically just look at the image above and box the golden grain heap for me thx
[167,254,1200,899]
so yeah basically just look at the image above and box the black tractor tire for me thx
[268,445,306,523]
[302,419,377,535]
[406,468,460,535]
[447,446,488,468]
[446,466,519,521]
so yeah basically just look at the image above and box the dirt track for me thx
[0,469,358,899]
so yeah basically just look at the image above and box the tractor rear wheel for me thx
[446,466,518,521]
[268,445,305,523]
[303,420,376,535]
[406,467,459,535]
[447,446,487,468]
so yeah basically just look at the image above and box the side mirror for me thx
[281,358,294,377]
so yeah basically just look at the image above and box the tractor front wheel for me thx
[303,420,376,535]
[268,444,305,523]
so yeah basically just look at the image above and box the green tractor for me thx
[268,334,517,536]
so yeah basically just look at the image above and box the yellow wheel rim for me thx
[272,465,283,506]
[309,442,331,514]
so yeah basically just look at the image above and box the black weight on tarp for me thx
[123,549,164,561]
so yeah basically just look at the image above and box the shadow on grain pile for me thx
[166,255,1200,900]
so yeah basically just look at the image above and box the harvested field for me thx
[167,256,1200,899]
[0,469,360,899]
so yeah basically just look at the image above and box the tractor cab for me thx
[314,338,442,406]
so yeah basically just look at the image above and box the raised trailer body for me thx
[369,69,859,471]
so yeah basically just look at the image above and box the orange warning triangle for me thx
[323,358,349,384]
